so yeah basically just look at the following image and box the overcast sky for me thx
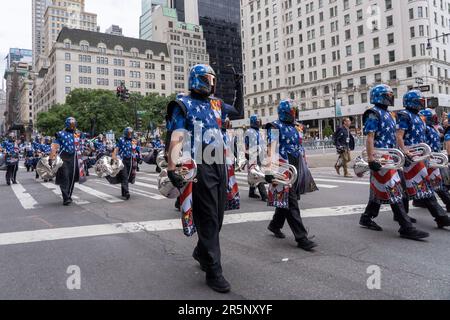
[0,0,142,88]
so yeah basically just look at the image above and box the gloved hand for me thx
[368,161,382,172]
[404,155,414,167]
[168,170,185,189]
[48,158,53,167]
[264,173,275,184]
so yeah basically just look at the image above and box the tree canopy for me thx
[36,89,174,137]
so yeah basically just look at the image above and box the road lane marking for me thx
[0,204,392,246]
[314,178,370,185]
[316,184,339,189]
[41,183,90,205]
[75,184,123,203]
[94,180,165,200]
[10,182,40,210]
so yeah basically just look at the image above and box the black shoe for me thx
[412,200,427,208]
[175,199,180,210]
[12,181,17,184]
[6,182,11,186]
[394,215,417,224]
[360,215,383,231]
[249,193,261,200]
[124,194,131,200]
[261,197,268,202]
[63,199,72,206]
[206,275,231,294]
[436,216,450,229]
[268,225,286,239]
[192,249,207,272]
[399,228,429,241]
[297,238,318,251]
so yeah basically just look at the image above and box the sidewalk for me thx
[305,150,362,168]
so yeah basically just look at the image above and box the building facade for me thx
[151,6,209,94]
[43,0,99,57]
[106,25,123,36]
[32,0,52,70]
[34,28,172,115]
[3,49,33,132]
[237,0,450,135]
[0,88,6,135]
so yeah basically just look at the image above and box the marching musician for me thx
[1,132,19,186]
[396,90,450,229]
[94,134,108,160]
[24,140,35,173]
[49,117,87,206]
[165,64,243,293]
[112,127,140,200]
[39,137,53,183]
[359,85,429,240]
[245,114,268,202]
[265,100,318,251]
[412,109,450,213]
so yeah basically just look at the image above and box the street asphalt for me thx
[0,158,449,300]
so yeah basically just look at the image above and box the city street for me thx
[0,161,449,300]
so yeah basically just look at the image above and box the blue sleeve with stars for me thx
[167,106,186,131]
[363,113,379,136]
[397,112,411,131]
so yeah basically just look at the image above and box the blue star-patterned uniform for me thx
[116,137,140,160]
[267,120,301,160]
[152,139,162,149]
[1,141,19,164]
[245,128,261,150]
[425,125,442,153]
[363,106,397,149]
[166,94,235,155]
[54,130,77,154]
[94,139,106,154]
[396,110,426,146]
[39,144,52,155]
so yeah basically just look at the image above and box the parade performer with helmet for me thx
[265,100,318,251]
[165,64,243,293]
[413,109,450,212]
[0,132,20,185]
[112,127,140,200]
[358,85,429,239]
[245,114,268,202]
[49,117,87,206]
[396,90,450,229]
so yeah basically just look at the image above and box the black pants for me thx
[416,190,450,210]
[6,163,18,184]
[120,158,133,196]
[192,163,227,278]
[268,155,308,242]
[249,183,268,199]
[58,154,79,202]
[363,200,413,229]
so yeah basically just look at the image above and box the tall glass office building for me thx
[173,0,242,107]
[140,0,167,40]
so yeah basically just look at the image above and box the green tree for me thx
[36,88,174,138]
[323,125,334,138]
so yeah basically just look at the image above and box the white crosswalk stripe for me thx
[41,183,90,205]
[10,182,40,210]
[7,169,356,209]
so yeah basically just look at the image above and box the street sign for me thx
[413,85,431,92]
[415,77,424,85]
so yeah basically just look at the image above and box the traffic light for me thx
[137,117,143,130]
[116,83,129,101]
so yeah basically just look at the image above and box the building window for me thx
[65,87,71,94]
[65,75,71,83]
[65,53,71,60]
[65,64,71,72]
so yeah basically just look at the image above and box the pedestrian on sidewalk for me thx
[333,117,355,177]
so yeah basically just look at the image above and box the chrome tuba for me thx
[36,156,64,180]
[158,158,197,199]
[248,163,298,187]
[429,152,449,169]
[94,156,124,178]
[405,143,432,164]
[156,150,168,169]
[353,148,405,178]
